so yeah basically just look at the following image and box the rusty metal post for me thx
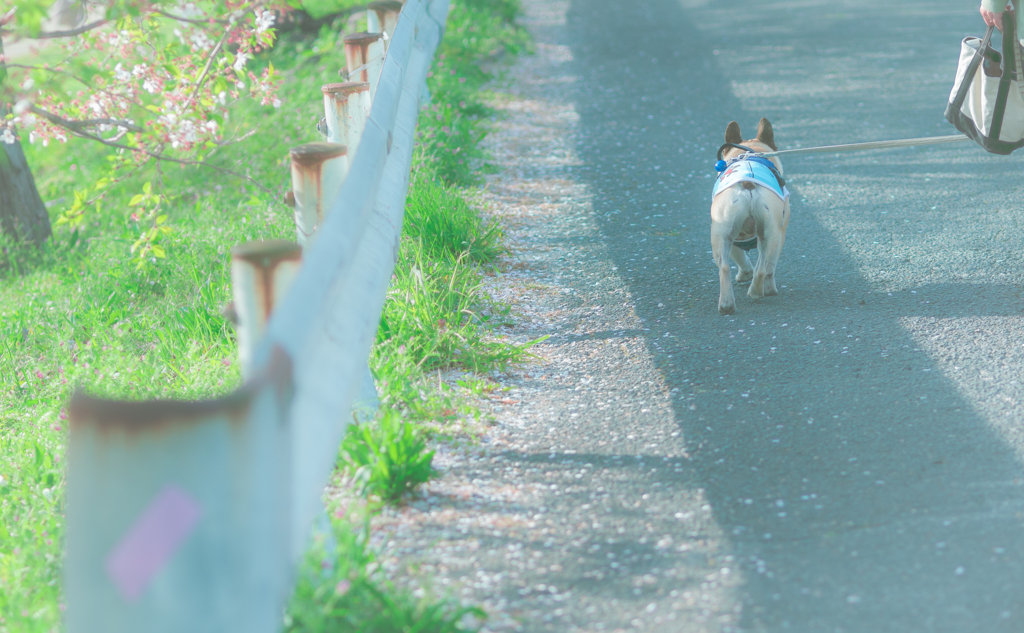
[231,241,302,379]
[289,142,347,248]
[65,350,294,633]
[321,82,372,162]
[367,1,404,49]
[343,32,385,97]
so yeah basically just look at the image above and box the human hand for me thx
[980,2,1012,30]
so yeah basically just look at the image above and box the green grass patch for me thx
[404,175,504,264]
[285,513,485,633]
[376,238,530,374]
[413,0,530,187]
[339,408,437,503]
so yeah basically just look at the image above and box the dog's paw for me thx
[735,270,753,284]
[718,302,736,315]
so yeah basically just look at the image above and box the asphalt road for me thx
[559,0,1024,629]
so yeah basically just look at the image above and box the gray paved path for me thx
[563,0,1024,630]
[379,1,1024,631]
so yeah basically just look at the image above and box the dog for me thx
[709,118,790,314]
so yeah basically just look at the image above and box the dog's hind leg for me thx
[711,229,736,314]
[759,224,786,297]
[749,208,786,299]
[731,245,753,284]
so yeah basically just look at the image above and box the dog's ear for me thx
[725,121,742,145]
[756,118,777,150]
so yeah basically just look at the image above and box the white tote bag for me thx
[946,13,1024,155]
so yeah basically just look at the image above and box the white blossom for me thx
[1,128,15,144]
[233,52,250,72]
[114,63,131,83]
[189,30,213,51]
[143,79,158,94]
[132,63,149,78]
[254,10,275,33]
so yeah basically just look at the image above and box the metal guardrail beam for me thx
[64,1,448,630]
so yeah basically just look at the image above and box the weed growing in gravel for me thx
[372,352,477,423]
[285,514,485,633]
[339,409,437,503]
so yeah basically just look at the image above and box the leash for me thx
[714,133,970,192]
[757,134,970,158]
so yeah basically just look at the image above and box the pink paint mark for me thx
[105,485,203,602]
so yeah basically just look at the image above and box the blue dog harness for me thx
[712,146,789,252]
[711,156,789,202]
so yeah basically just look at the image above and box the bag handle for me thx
[1009,10,1024,103]
[990,10,1018,139]
[951,23,996,111]
[1004,9,1018,80]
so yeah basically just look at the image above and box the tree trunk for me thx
[0,40,51,246]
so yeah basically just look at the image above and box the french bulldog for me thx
[709,118,790,314]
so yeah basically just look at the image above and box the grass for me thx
[284,511,485,633]
[403,175,504,264]
[339,408,437,503]
[375,238,531,374]
[0,0,531,631]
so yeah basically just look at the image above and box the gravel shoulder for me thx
[372,2,732,632]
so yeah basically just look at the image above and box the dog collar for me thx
[716,142,761,161]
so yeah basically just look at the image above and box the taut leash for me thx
[758,134,970,158]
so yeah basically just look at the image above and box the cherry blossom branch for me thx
[149,9,228,26]
[182,27,228,112]
[21,108,270,193]
[4,63,145,106]
[30,105,144,134]
[0,19,109,39]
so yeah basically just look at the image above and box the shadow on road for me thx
[565,0,1024,629]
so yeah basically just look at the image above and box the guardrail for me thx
[64,0,448,630]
